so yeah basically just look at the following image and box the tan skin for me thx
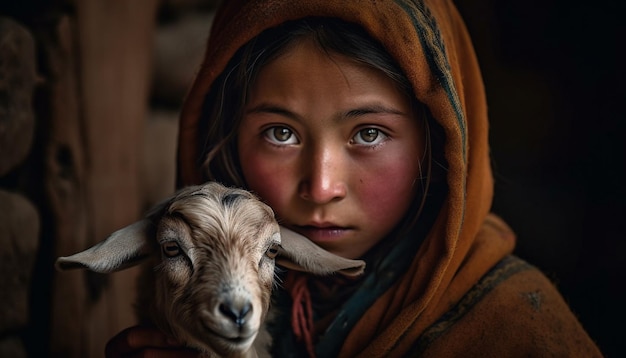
[105,39,424,357]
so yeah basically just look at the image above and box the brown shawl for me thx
[176,0,602,356]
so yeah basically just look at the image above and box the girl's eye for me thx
[352,128,388,145]
[263,126,299,145]
[162,241,181,258]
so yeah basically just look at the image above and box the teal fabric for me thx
[269,223,426,357]
[315,227,427,357]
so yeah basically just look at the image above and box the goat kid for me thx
[56,182,365,358]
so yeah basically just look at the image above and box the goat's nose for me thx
[219,300,252,327]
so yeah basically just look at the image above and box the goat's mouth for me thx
[200,321,257,347]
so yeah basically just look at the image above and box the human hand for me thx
[105,325,201,358]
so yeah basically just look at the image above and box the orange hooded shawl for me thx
[176,0,602,356]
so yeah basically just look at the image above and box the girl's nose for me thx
[298,148,347,204]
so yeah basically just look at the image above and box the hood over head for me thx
[176,0,515,356]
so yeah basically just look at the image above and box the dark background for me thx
[456,0,625,356]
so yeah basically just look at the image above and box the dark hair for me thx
[200,17,446,238]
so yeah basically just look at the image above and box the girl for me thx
[106,0,602,356]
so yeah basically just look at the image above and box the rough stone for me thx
[142,109,178,209]
[0,17,38,176]
[0,190,39,333]
[152,11,214,106]
[0,336,27,358]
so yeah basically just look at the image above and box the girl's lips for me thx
[295,226,351,243]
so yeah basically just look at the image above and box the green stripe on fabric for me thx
[394,0,466,159]
[408,255,534,355]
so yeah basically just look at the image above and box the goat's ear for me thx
[276,226,366,277]
[55,220,154,273]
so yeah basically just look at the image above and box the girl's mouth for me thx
[295,225,351,243]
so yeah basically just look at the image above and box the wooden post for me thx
[49,0,158,356]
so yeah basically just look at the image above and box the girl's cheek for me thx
[356,154,420,222]
[359,174,404,213]
[240,152,292,208]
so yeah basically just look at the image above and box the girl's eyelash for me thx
[351,127,390,147]
[262,125,299,146]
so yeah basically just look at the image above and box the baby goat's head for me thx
[57,183,279,355]
[151,183,279,354]
[56,182,366,356]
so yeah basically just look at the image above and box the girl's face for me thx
[238,39,425,259]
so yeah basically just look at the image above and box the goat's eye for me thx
[265,243,280,259]
[162,241,181,258]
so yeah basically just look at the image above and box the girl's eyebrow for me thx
[343,104,406,118]
[245,102,407,121]
[245,103,300,120]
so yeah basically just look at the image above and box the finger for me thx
[135,348,201,358]
[105,325,179,357]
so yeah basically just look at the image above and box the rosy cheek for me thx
[360,177,407,219]
[357,157,419,227]
[241,154,291,210]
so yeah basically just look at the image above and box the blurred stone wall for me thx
[142,3,216,209]
[0,17,40,358]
